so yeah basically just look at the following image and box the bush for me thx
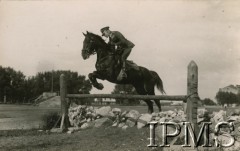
[41,112,61,130]
[202,98,216,106]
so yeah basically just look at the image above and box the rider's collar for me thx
[109,32,114,38]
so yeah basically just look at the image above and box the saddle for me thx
[126,60,139,71]
[113,48,140,71]
[116,60,139,81]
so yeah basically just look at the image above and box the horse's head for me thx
[81,31,107,60]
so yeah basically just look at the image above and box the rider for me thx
[100,26,135,79]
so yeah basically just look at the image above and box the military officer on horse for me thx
[81,31,165,113]
[101,26,135,80]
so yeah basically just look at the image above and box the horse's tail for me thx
[150,71,166,94]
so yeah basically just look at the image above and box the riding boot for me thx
[122,61,127,78]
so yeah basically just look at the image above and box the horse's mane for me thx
[88,32,108,46]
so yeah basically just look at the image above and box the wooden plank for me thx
[67,94,187,101]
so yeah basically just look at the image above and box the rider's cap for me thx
[101,26,109,36]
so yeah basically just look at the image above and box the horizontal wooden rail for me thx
[66,94,187,101]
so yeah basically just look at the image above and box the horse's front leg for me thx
[88,71,105,90]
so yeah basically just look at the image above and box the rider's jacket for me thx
[108,31,135,49]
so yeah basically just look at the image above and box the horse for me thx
[81,31,166,113]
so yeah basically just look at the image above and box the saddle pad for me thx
[126,60,139,71]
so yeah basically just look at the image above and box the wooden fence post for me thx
[186,61,199,149]
[60,74,69,131]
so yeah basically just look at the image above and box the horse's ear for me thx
[82,32,86,36]
[86,31,89,34]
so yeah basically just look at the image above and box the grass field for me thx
[0,104,234,151]
[0,127,158,151]
[0,104,59,130]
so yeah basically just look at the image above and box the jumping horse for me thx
[81,31,165,113]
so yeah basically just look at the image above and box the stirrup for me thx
[117,69,127,81]
[122,70,127,78]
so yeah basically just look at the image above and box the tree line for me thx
[0,66,92,104]
[215,91,240,106]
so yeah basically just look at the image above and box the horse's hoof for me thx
[96,83,104,90]
[148,110,153,114]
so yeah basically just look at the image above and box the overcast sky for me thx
[0,0,239,100]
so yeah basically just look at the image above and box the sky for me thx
[0,0,239,101]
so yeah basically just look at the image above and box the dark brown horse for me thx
[81,31,165,113]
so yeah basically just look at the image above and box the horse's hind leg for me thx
[133,83,154,113]
[145,82,162,112]
[88,71,105,90]
[151,92,162,112]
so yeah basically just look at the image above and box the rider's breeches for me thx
[121,48,132,69]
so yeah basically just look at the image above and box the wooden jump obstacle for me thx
[59,61,199,149]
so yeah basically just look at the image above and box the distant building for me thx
[94,98,116,105]
[34,92,57,104]
[42,92,57,98]
[171,101,183,106]
[219,85,240,94]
